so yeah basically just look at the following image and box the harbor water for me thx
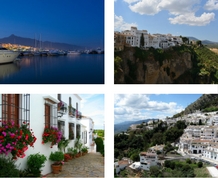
[0,54,104,84]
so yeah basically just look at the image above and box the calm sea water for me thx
[0,54,104,84]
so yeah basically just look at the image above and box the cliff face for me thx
[115,47,193,84]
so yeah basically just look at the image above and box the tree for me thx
[140,33,144,48]
[196,40,202,47]
[114,56,122,76]
[186,158,192,164]
[150,166,160,177]
[198,161,203,168]
[130,152,140,162]
[182,37,189,44]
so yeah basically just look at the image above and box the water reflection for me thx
[0,54,104,84]
[0,63,20,79]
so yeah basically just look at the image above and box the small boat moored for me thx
[67,51,81,55]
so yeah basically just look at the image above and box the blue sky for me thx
[114,0,218,42]
[114,94,202,124]
[80,94,104,130]
[0,0,104,48]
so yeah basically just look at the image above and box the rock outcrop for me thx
[115,47,193,84]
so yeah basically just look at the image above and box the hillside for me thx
[172,94,218,118]
[0,34,82,50]
[114,119,157,134]
[114,45,218,84]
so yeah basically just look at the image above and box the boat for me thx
[67,51,81,55]
[97,47,104,54]
[0,47,20,64]
[48,50,59,56]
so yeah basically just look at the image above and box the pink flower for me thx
[2,131,6,137]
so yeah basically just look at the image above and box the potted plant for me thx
[58,137,70,153]
[26,153,47,177]
[49,151,64,174]
[81,146,88,155]
[64,153,71,162]
[74,137,83,156]
[73,148,78,158]
[42,126,62,148]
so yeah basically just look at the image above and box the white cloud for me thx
[114,14,137,31]
[122,0,215,26]
[205,0,218,10]
[169,12,215,26]
[158,0,200,15]
[114,94,184,124]
[129,0,161,15]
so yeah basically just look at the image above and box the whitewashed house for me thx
[114,160,129,174]
[0,94,95,175]
[203,145,218,161]
[139,151,158,170]
[119,27,183,49]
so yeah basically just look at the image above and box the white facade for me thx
[0,94,94,175]
[139,152,158,170]
[120,27,183,49]
[203,146,218,161]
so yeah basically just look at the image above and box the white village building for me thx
[0,94,95,175]
[118,27,183,49]
[139,151,158,170]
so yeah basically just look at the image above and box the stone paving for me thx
[45,152,104,177]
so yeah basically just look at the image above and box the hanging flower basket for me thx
[42,126,62,147]
[0,120,36,159]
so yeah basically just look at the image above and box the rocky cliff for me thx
[115,46,193,84]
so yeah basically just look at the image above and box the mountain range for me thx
[0,34,83,50]
[188,36,218,45]
[114,119,158,134]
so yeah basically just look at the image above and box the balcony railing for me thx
[68,106,82,120]
[77,111,82,120]
[58,100,67,117]
[69,106,76,117]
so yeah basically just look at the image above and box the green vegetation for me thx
[114,120,186,159]
[202,106,218,112]
[94,130,104,137]
[161,160,195,177]
[173,94,218,117]
[0,155,19,177]
[26,153,47,177]
[94,137,104,156]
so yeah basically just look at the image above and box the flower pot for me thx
[51,164,61,174]
[64,157,69,162]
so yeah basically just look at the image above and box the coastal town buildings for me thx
[0,94,95,175]
[114,27,183,51]
[139,151,158,171]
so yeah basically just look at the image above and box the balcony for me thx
[76,111,82,120]
[58,100,67,117]
[68,106,82,120]
[69,106,76,117]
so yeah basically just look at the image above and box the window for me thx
[69,123,74,140]
[58,121,65,136]
[44,98,58,127]
[1,94,30,127]
[76,124,80,138]
[69,97,72,107]
[45,104,51,127]
[2,94,19,126]
[84,131,87,144]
